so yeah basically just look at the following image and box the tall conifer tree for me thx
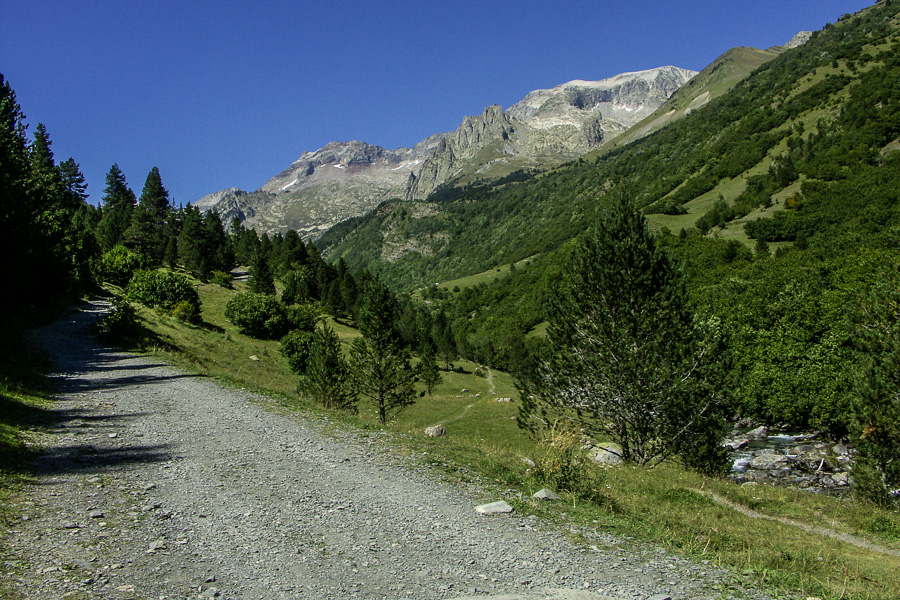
[125,166,170,261]
[518,195,726,473]
[96,164,135,251]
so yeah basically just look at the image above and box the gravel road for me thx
[2,300,774,600]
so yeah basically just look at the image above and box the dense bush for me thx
[100,245,151,287]
[209,270,233,289]
[97,295,139,339]
[281,329,314,374]
[849,267,900,508]
[224,292,292,339]
[171,300,200,324]
[126,270,201,317]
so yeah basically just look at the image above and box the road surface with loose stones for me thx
[1,300,774,600]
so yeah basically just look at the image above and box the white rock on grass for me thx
[591,442,624,466]
[424,424,445,437]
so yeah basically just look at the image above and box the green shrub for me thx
[126,270,201,315]
[98,296,138,340]
[281,329,314,374]
[529,422,604,500]
[288,303,321,333]
[171,300,200,324]
[224,292,291,339]
[100,245,151,287]
[210,270,233,289]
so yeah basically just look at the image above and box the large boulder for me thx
[745,426,769,440]
[590,442,624,466]
[424,424,446,437]
[748,453,789,470]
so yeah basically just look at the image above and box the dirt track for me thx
[1,300,772,600]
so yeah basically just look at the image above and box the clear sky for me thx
[0,0,874,206]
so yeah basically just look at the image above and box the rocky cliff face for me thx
[196,66,696,236]
[195,136,447,238]
[406,66,696,199]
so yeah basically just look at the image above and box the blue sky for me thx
[0,1,874,206]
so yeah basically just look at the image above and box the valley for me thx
[3,2,900,600]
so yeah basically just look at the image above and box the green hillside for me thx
[318,1,900,437]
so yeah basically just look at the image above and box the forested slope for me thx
[318,1,900,437]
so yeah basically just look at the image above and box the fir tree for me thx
[419,347,443,396]
[298,325,357,411]
[58,158,89,210]
[124,166,170,261]
[96,164,135,251]
[350,281,419,424]
[249,246,276,295]
[518,195,727,473]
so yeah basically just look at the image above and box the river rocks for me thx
[727,427,855,493]
[745,426,769,440]
[724,437,749,451]
[748,453,789,470]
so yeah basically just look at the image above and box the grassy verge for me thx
[107,281,900,599]
[0,333,54,600]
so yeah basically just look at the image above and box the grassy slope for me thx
[324,6,900,296]
[102,279,900,600]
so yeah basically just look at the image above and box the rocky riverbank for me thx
[724,424,855,494]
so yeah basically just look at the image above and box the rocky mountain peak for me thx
[507,66,697,126]
[406,66,696,200]
[196,66,697,232]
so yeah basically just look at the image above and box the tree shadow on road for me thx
[28,441,174,477]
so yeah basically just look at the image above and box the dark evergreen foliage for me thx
[350,281,419,425]
[848,263,900,507]
[298,325,357,411]
[517,196,727,473]
[96,164,136,251]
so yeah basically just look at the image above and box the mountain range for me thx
[195,66,707,237]
[194,31,814,239]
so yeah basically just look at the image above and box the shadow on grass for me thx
[199,320,225,334]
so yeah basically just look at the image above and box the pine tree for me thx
[1,75,36,315]
[249,245,276,295]
[518,195,726,473]
[203,209,233,273]
[96,164,136,251]
[350,281,419,424]
[432,311,457,370]
[27,123,64,210]
[58,158,89,210]
[298,325,357,411]
[419,347,443,396]
[177,205,206,276]
[124,166,170,261]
